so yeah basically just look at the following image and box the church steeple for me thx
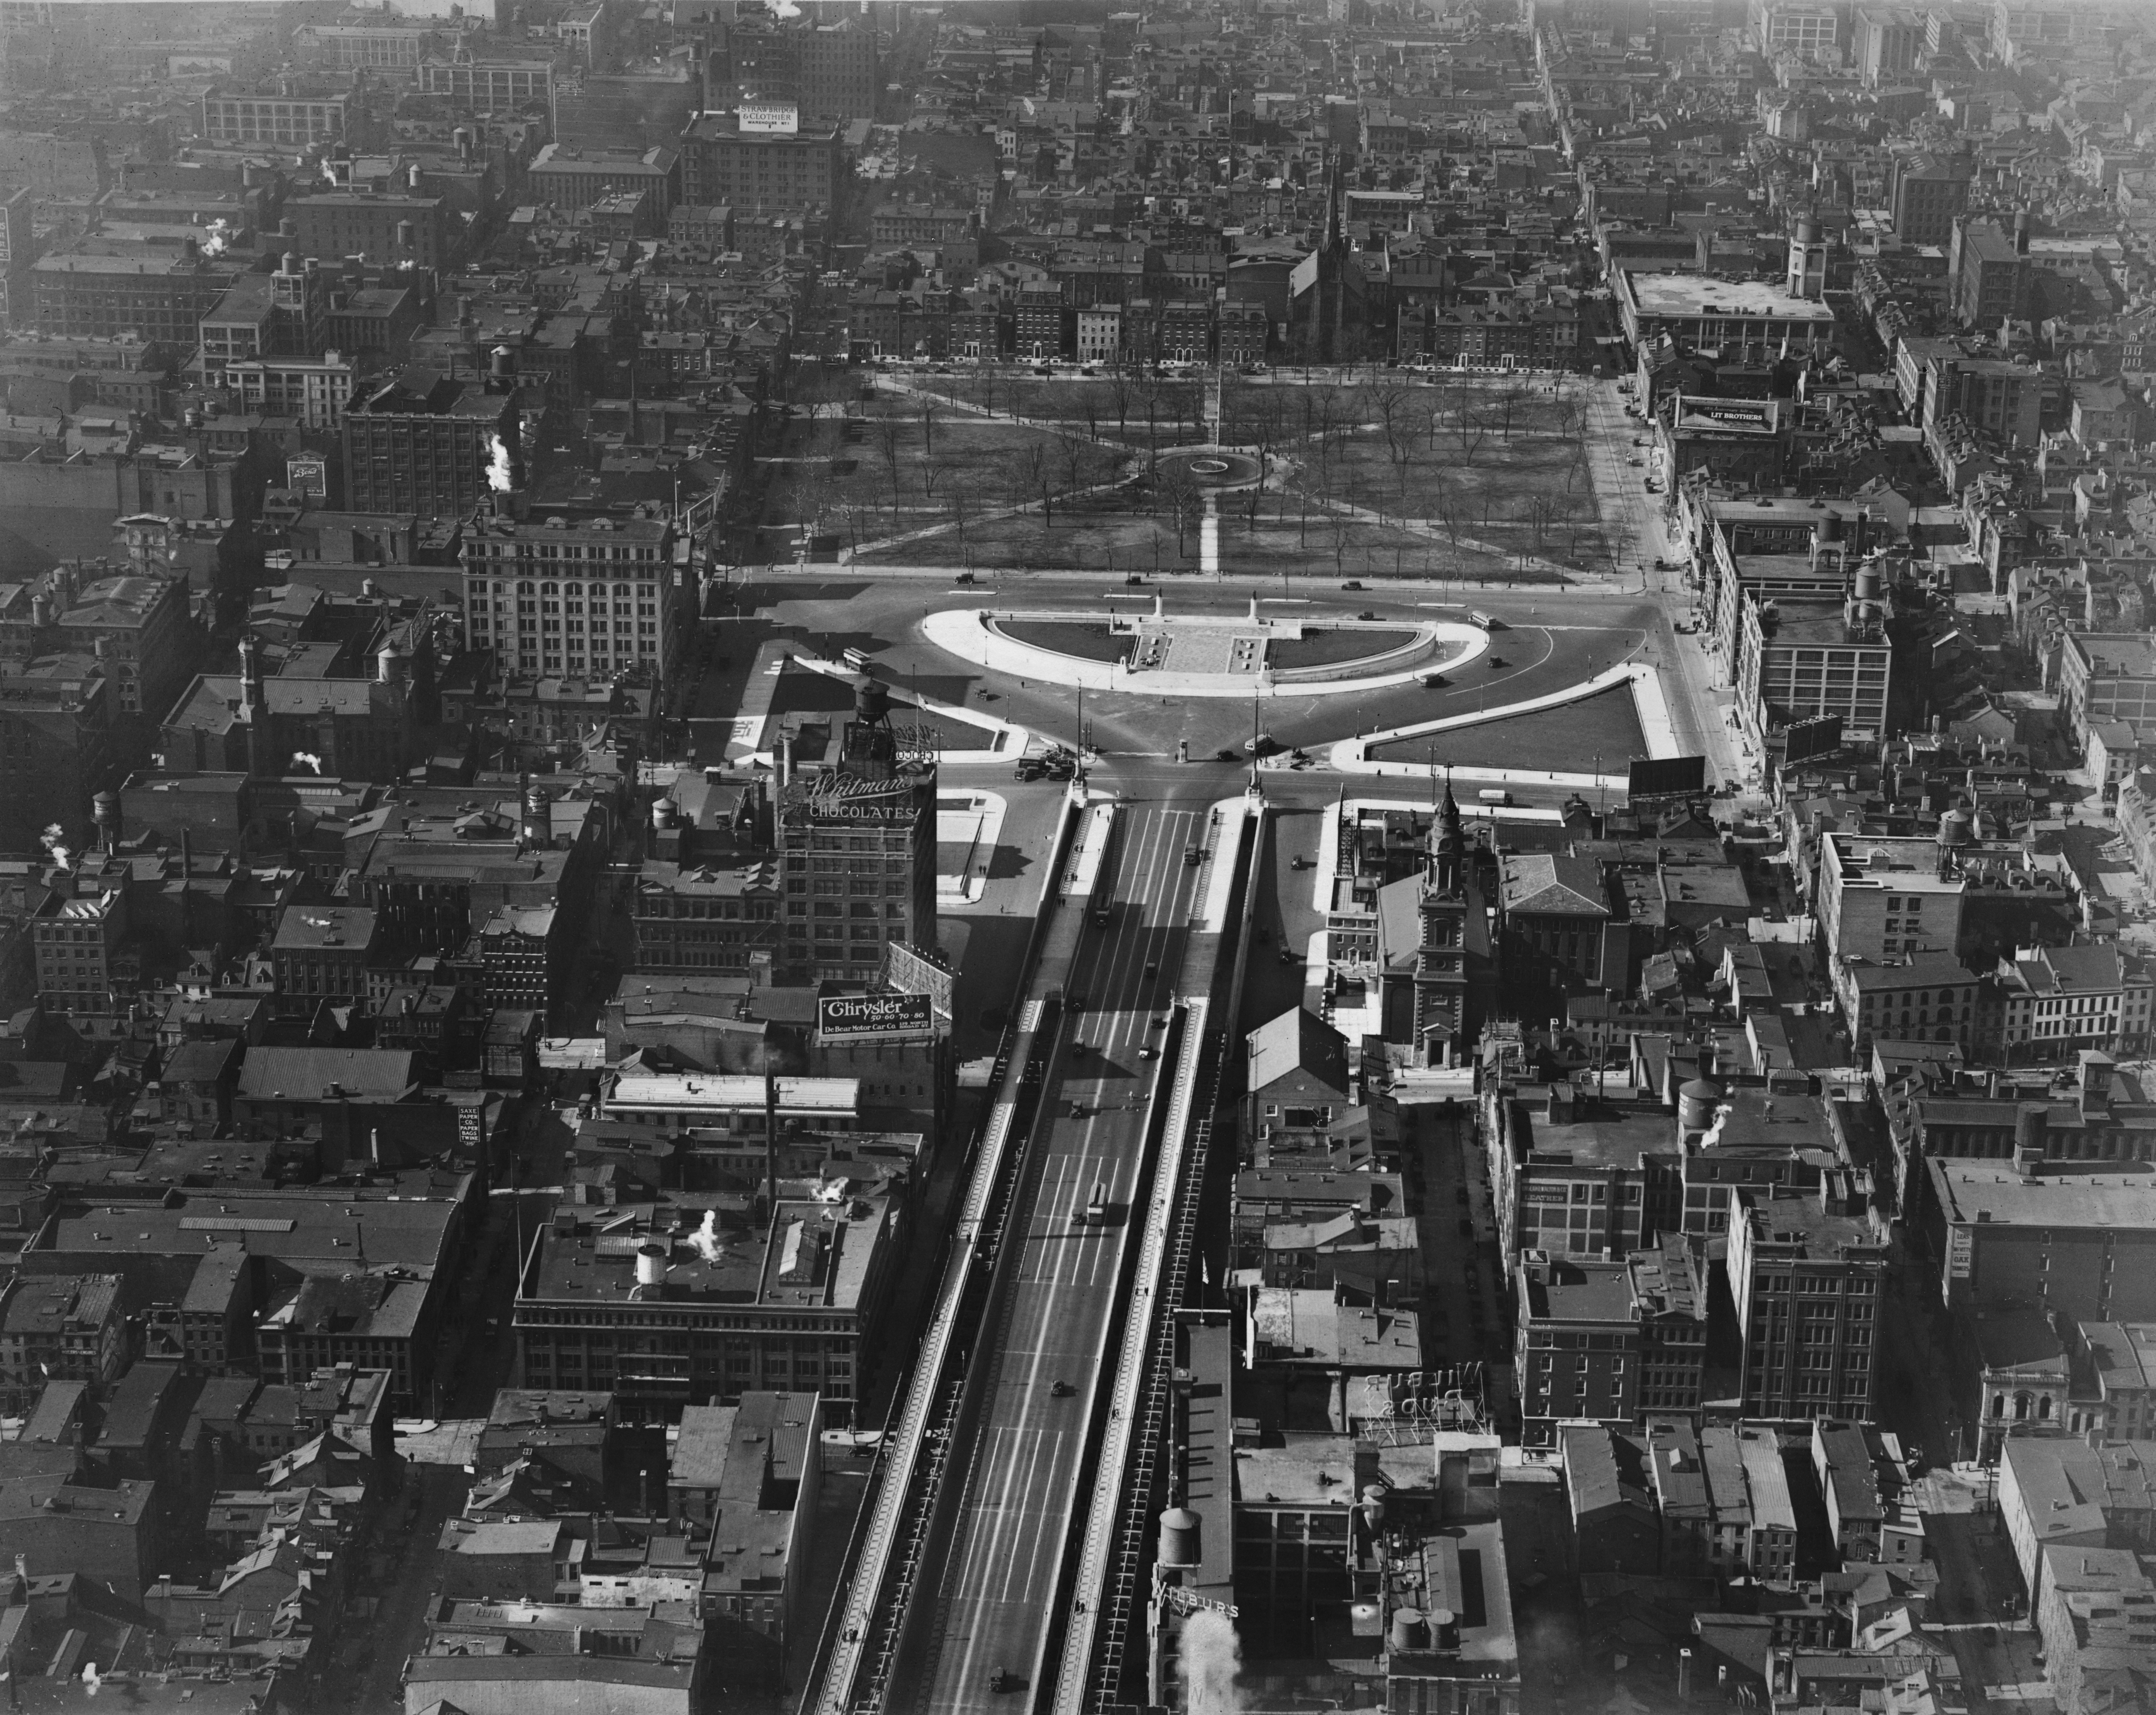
[1434,770,1465,895]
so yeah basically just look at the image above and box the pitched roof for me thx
[1501,852,1611,918]
[1246,1006,1350,1097]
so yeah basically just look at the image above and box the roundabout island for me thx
[923,596,1490,699]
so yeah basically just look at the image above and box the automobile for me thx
[1278,947,1299,965]
[1632,437,1648,446]
[1215,747,1238,762]
[1244,733,1279,756]
[1150,1015,1168,1029]
[1138,1045,1159,1060]
[1014,760,1044,782]
[990,1668,1017,1694]
[956,571,977,584]
[1357,609,1377,621]
[1185,848,1203,867]
[1419,671,1448,688]
[1289,855,1313,870]
[1125,573,1144,585]
[1486,654,1507,668]
[1071,1039,1091,1056]
[1049,1379,1073,1397]
[1627,457,1643,466]
[1069,1098,1085,1118]
[1144,961,1159,977]
[1342,579,1364,590]
[1067,993,1085,1013]
[1033,365,1052,376]
[1082,367,1099,377]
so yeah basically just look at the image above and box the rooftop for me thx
[1926,1163,2156,1232]
[1622,270,1839,324]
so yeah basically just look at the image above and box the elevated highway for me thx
[806,778,1252,1715]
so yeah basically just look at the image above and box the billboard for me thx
[1628,755,1708,800]
[885,940,953,1020]
[1783,714,1844,765]
[739,101,800,135]
[818,992,933,1038]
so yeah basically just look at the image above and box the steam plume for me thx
[1181,1608,1242,1715]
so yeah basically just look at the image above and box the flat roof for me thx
[1623,270,1839,323]
[1926,1164,2156,1231]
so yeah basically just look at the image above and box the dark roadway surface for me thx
[690,573,1673,808]
[903,793,1215,1715]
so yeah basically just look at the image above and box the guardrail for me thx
[805,791,1087,1715]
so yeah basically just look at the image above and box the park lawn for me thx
[763,414,1131,549]
[924,373,1208,435]
[852,484,1567,585]
[1268,628,1417,669]
[1369,684,1649,772]
[999,619,1129,663]
[1213,374,1615,574]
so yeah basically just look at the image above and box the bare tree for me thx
[949,487,969,544]
[1057,428,1091,490]
[1449,398,1489,467]
[873,417,905,527]
[1525,492,1561,552]
[1109,370,1134,444]
[1022,442,1054,528]
[1368,378,1414,468]
[918,397,938,457]
[1493,385,1528,444]
[1433,480,1468,549]
[1157,463,1200,557]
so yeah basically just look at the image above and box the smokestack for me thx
[2014,209,2030,255]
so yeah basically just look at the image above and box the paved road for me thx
[905,794,1212,1714]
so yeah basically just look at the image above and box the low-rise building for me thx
[513,1194,897,1419]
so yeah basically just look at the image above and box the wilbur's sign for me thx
[818,992,933,1038]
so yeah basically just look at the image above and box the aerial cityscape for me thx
[0,0,2152,1709]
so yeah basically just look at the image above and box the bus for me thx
[1467,611,1504,631]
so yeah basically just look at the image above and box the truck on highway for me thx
[1478,788,1512,806]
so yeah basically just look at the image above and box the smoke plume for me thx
[687,1209,723,1264]
[486,433,514,493]
[1181,1607,1242,1715]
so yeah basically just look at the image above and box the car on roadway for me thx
[1341,579,1364,590]
[1184,847,1204,867]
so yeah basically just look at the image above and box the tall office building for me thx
[343,366,518,519]
[460,504,682,678]
[1726,1173,1888,1421]
[777,686,936,986]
